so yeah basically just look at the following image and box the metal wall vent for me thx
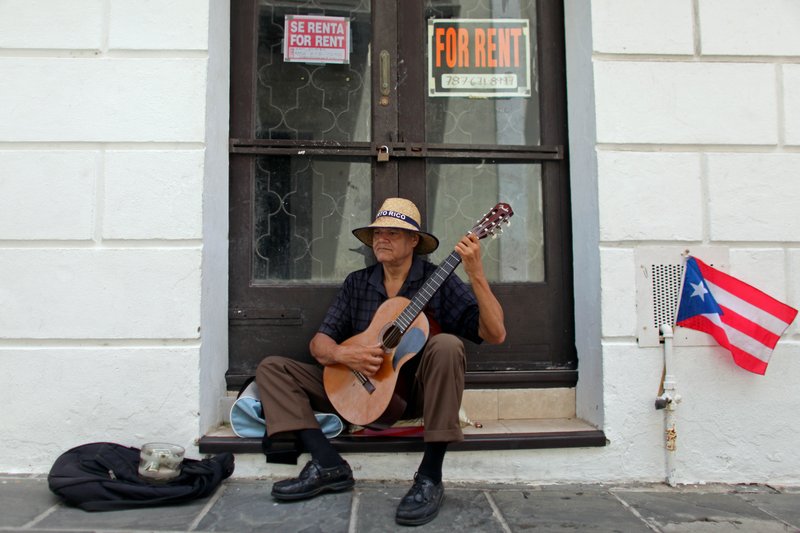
[651,264,684,331]
[635,247,729,347]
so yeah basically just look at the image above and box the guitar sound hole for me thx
[381,324,401,350]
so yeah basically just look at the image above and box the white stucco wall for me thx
[0,0,228,472]
[573,0,800,485]
[0,1,798,486]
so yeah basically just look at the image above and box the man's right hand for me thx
[335,343,385,376]
[310,332,385,376]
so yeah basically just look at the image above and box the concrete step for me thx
[201,387,602,477]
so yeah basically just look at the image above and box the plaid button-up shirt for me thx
[318,255,482,345]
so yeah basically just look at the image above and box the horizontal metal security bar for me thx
[230,139,564,161]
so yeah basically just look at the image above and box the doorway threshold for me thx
[198,418,606,455]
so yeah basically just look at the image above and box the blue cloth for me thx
[230,382,344,439]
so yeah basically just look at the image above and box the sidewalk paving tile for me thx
[198,481,352,532]
[37,496,210,531]
[356,483,506,532]
[614,490,795,532]
[737,493,800,530]
[492,485,653,532]
[0,477,60,528]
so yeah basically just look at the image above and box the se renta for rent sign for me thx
[284,15,350,64]
[428,19,531,98]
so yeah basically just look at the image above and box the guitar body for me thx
[323,297,430,427]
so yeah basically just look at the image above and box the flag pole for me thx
[659,323,678,486]
[656,250,690,486]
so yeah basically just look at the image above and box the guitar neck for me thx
[394,251,462,334]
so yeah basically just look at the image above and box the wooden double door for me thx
[228,0,575,389]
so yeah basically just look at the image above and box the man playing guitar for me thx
[255,197,506,526]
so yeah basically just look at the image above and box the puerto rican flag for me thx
[675,256,797,375]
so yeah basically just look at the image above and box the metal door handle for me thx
[380,50,390,106]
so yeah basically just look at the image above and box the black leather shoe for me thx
[271,459,354,501]
[395,473,445,526]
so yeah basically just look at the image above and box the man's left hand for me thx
[455,233,484,279]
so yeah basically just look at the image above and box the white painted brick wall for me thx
[0,347,200,471]
[0,151,96,240]
[729,249,790,302]
[601,344,664,475]
[707,153,800,242]
[109,0,210,50]
[594,61,777,145]
[700,0,800,56]
[591,0,694,55]
[789,250,800,336]
[0,0,223,473]
[674,342,800,483]
[0,58,207,142]
[597,151,703,241]
[0,249,201,339]
[104,150,204,239]
[599,248,637,337]
[783,65,800,145]
[0,0,104,50]
[585,0,800,485]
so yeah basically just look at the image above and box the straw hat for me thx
[352,198,439,254]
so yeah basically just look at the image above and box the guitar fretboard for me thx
[393,251,462,333]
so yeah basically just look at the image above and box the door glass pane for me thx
[256,0,371,141]
[426,160,544,282]
[253,156,372,283]
[424,0,539,146]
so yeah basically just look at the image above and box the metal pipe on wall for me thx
[656,324,680,486]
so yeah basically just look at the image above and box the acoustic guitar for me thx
[322,203,514,427]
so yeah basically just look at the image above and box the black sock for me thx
[298,428,343,468]
[418,442,448,484]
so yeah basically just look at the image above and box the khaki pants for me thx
[255,334,466,443]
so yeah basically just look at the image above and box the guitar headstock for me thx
[469,202,514,240]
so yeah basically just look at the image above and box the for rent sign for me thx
[284,15,350,64]
[428,19,531,97]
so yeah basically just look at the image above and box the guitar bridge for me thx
[362,379,375,394]
[352,370,376,394]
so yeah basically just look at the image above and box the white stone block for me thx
[0,248,201,339]
[592,0,694,55]
[0,0,103,50]
[0,151,96,240]
[594,61,777,145]
[109,0,209,50]
[0,347,200,472]
[600,343,665,474]
[783,65,800,145]
[597,151,702,241]
[707,153,800,242]
[104,150,204,239]
[0,58,207,142]
[789,250,800,337]
[700,0,800,56]
[673,342,800,482]
[729,249,789,303]
[600,248,637,337]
